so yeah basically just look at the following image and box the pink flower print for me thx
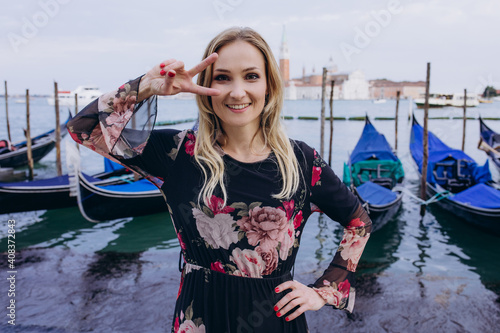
[312,286,343,308]
[280,200,295,221]
[256,246,279,276]
[338,279,351,298]
[310,203,322,213]
[177,274,184,299]
[279,222,295,260]
[178,320,206,333]
[112,94,136,115]
[340,229,370,272]
[174,317,180,332]
[105,109,133,127]
[68,129,82,144]
[293,211,303,229]
[185,133,196,156]
[177,232,187,250]
[237,206,289,252]
[347,218,365,229]
[207,195,235,215]
[230,248,265,278]
[210,261,225,273]
[192,209,239,250]
[311,166,322,186]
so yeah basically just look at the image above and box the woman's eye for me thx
[247,73,259,80]
[214,75,229,81]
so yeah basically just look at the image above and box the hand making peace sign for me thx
[138,53,220,101]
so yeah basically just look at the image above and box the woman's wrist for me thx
[138,74,152,102]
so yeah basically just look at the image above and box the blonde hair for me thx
[195,27,300,206]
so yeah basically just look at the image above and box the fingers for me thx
[164,60,185,73]
[157,59,176,76]
[189,85,220,96]
[273,281,324,322]
[188,53,218,76]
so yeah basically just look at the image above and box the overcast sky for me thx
[1,0,499,96]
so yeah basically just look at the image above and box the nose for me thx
[229,80,246,100]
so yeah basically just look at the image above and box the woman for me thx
[68,27,372,333]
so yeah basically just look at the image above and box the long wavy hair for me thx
[195,27,300,207]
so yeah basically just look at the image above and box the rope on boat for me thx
[392,186,452,206]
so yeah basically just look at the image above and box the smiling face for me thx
[210,40,267,133]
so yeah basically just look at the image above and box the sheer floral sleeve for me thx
[67,76,184,188]
[308,149,372,312]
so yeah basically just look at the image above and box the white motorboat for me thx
[414,93,448,108]
[47,86,103,107]
[446,93,479,107]
[373,98,387,104]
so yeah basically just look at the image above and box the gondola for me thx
[0,158,130,214]
[0,112,71,168]
[76,170,167,222]
[343,117,405,232]
[478,117,500,171]
[410,116,500,235]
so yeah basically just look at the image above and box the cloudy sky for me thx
[1,0,499,96]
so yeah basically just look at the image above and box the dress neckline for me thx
[222,151,274,165]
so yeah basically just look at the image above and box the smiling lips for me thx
[226,103,251,112]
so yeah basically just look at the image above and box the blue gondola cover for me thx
[356,181,397,205]
[451,183,500,209]
[350,121,398,164]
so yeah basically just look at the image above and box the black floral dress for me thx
[67,76,372,333]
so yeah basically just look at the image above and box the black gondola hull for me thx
[426,183,500,236]
[0,171,131,214]
[355,191,403,232]
[78,173,167,222]
[0,186,76,214]
[0,140,56,168]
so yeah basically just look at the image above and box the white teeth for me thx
[227,103,250,110]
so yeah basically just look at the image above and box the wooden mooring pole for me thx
[328,80,335,166]
[320,67,327,157]
[420,63,430,217]
[26,89,34,180]
[461,89,467,151]
[54,82,62,176]
[4,81,11,141]
[74,93,78,115]
[395,90,400,151]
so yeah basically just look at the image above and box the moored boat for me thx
[447,93,479,107]
[0,112,70,168]
[47,86,103,107]
[0,158,131,214]
[343,117,405,232]
[414,93,448,108]
[410,116,500,235]
[76,170,167,222]
[478,117,500,171]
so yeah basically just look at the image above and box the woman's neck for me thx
[219,126,270,163]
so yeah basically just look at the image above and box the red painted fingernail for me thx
[275,288,279,292]
[276,312,281,317]
[274,306,278,311]
[168,71,175,78]
[285,317,289,322]
[160,70,166,76]
[160,63,165,68]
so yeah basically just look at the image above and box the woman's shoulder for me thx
[151,128,193,141]
[290,139,316,159]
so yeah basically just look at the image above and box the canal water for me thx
[1,97,499,332]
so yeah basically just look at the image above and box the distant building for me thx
[284,62,370,100]
[369,79,426,99]
[279,25,290,83]
[278,26,423,100]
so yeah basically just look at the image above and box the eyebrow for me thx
[214,67,260,73]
